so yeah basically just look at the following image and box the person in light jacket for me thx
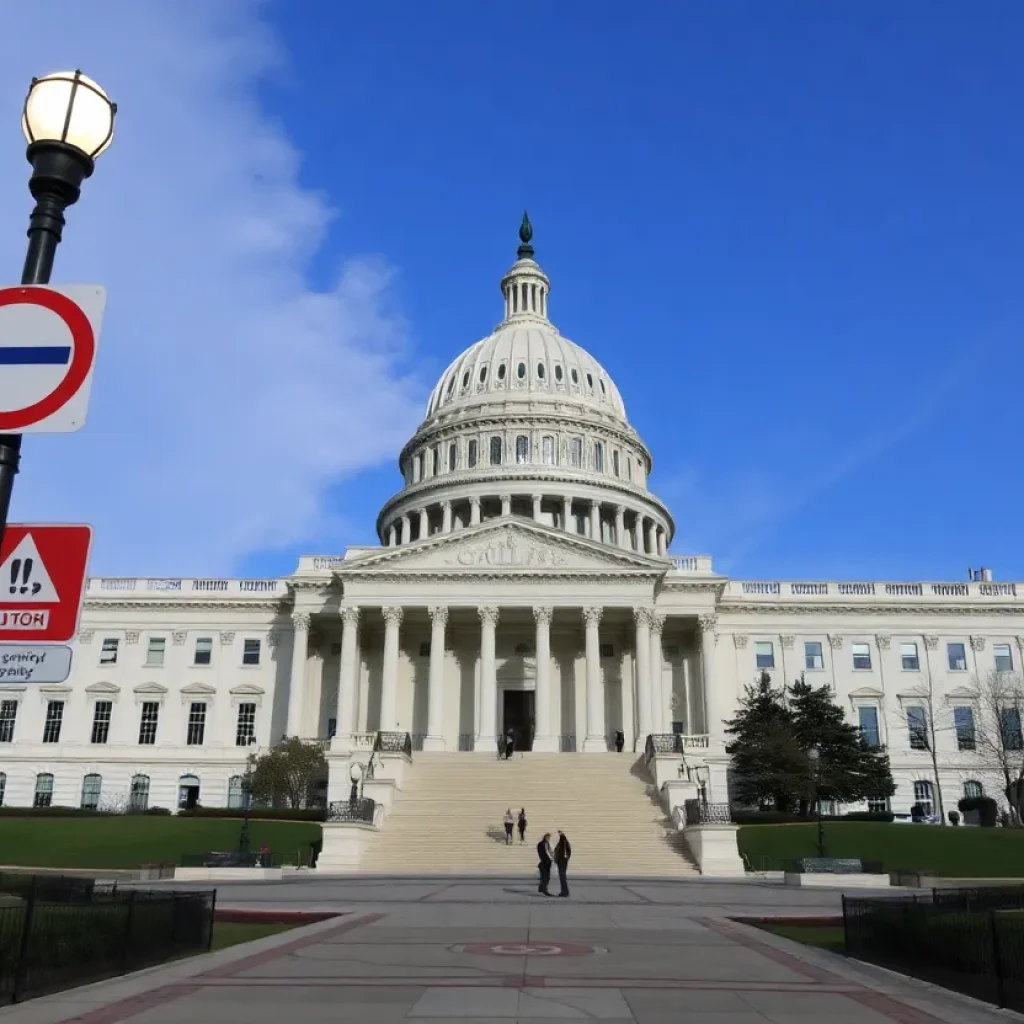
[553,830,572,897]
[503,808,514,844]
[537,833,553,895]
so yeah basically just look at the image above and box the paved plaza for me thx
[0,876,1015,1023]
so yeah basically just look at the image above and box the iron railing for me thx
[327,797,377,824]
[180,851,282,868]
[843,890,1024,1012]
[644,733,682,762]
[683,799,732,825]
[375,731,412,757]
[0,885,214,1005]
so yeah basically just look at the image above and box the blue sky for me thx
[0,2,1021,583]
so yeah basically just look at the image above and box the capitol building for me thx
[1,219,1021,835]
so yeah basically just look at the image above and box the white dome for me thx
[426,321,628,422]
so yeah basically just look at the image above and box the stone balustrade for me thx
[726,580,1021,602]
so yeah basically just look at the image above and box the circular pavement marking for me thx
[451,942,606,957]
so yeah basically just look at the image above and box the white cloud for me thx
[0,1,425,576]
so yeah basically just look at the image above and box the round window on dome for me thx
[555,364,563,382]
[571,368,579,385]
[586,372,594,389]
[479,365,488,384]
[537,362,545,379]
[462,371,470,389]
[517,362,526,379]
[497,362,506,380]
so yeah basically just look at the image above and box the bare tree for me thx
[905,668,954,825]
[97,791,129,814]
[968,670,1024,824]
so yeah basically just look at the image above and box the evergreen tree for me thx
[787,675,895,808]
[724,671,807,811]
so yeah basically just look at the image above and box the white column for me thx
[657,528,667,556]
[401,513,411,544]
[532,493,543,523]
[699,613,723,748]
[615,505,626,549]
[387,524,397,547]
[501,494,512,517]
[424,606,448,750]
[589,501,601,541]
[650,612,667,732]
[441,501,453,534]
[562,496,573,532]
[379,606,403,731]
[470,497,481,526]
[582,607,606,751]
[647,519,658,555]
[475,607,499,751]
[533,606,555,751]
[633,608,653,746]
[286,612,311,736]
[418,507,429,538]
[334,607,360,744]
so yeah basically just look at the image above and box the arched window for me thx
[81,773,102,810]
[129,774,150,812]
[594,442,605,473]
[554,364,563,383]
[227,775,246,809]
[448,442,459,472]
[537,362,546,380]
[913,780,934,817]
[489,436,503,465]
[478,365,488,384]
[612,450,620,477]
[542,436,555,465]
[178,774,201,811]
[515,435,530,464]
[34,773,54,808]
[516,361,526,380]
[467,439,478,469]
[964,780,984,799]
[0,771,6,807]
[570,437,583,468]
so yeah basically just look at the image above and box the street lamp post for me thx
[808,745,826,858]
[0,71,116,549]
[238,737,256,857]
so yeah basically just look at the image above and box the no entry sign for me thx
[0,285,106,433]
[0,525,92,642]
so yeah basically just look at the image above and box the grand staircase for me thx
[357,752,698,876]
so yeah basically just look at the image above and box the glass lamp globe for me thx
[349,762,363,783]
[22,71,116,159]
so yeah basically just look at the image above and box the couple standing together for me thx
[536,831,571,897]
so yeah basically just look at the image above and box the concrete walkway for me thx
[0,876,1015,1023]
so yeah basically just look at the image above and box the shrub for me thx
[958,795,999,827]
[730,809,894,825]
[0,806,111,817]
[176,807,326,822]
[144,807,172,816]
[948,811,961,826]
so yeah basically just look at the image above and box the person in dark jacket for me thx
[517,808,527,843]
[553,830,571,897]
[536,833,553,895]
[614,730,625,753]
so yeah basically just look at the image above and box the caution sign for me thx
[0,525,91,642]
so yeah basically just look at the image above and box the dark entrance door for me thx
[502,690,535,751]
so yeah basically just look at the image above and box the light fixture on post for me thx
[349,760,364,803]
[0,71,116,548]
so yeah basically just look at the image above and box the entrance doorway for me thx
[178,774,200,811]
[502,690,535,751]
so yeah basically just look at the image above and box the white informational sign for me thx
[0,644,73,683]
[0,284,106,434]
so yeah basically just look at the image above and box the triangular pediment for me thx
[848,686,885,700]
[229,683,266,697]
[133,682,169,696]
[334,519,668,575]
[181,681,217,696]
[945,686,977,700]
[85,681,120,695]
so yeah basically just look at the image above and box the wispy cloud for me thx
[0,2,425,576]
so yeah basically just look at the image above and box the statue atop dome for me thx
[517,210,535,260]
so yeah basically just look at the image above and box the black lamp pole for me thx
[238,740,256,856]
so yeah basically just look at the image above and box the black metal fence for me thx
[683,799,732,826]
[375,731,412,757]
[326,797,377,823]
[644,733,682,762]
[0,882,215,1005]
[843,889,1024,1011]
[180,851,282,868]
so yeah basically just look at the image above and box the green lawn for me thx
[210,921,296,950]
[753,923,846,953]
[0,817,322,869]
[739,821,1024,877]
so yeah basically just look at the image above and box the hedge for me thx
[176,807,326,822]
[731,810,895,825]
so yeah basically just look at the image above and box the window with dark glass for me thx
[570,437,582,467]
[242,639,261,666]
[852,642,872,670]
[515,435,529,464]
[964,780,983,799]
[478,365,487,383]
[100,637,119,664]
[907,706,929,749]
[187,702,207,746]
[995,644,1014,673]
[1000,708,1023,750]
[448,442,458,472]
[129,774,150,811]
[497,362,506,380]
[42,701,64,743]
[0,772,6,807]
[913,780,934,816]
[81,774,102,810]
[467,439,478,468]
[33,773,53,808]
[555,364,563,382]
[947,642,967,671]
[138,702,159,745]
[516,361,526,380]
[91,700,112,744]
[954,705,976,750]
[900,642,920,671]
[867,795,889,813]
[0,700,17,743]
[236,702,256,746]
[755,641,775,669]
[194,637,213,665]
[537,362,545,379]
[489,436,502,465]
[593,442,604,472]
[804,641,824,670]
[858,706,881,748]
[146,636,166,666]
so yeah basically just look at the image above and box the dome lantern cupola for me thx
[499,211,551,325]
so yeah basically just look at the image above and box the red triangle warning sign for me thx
[0,533,59,602]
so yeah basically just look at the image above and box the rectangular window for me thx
[858,706,881,749]
[33,775,53,809]
[99,637,119,665]
[467,439,478,468]
[947,642,967,671]
[42,701,64,744]
[593,442,605,472]
[146,637,166,666]
[995,644,1014,673]
[193,637,212,665]
[900,642,920,671]
[138,702,159,745]
[755,641,775,670]
[81,775,102,810]
[0,700,16,743]
[804,641,823,670]
[570,437,583,468]
[235,702,257,746]
[907,706,929,749]
[954,705,976,751]
[242,639,261,666]
[327,717,337,738]
[90,701,112,744]
[867,796,889,813]
[489,436,502,465]
[600,643,615,659]
[1000,708,1023,751]
[852,642,872,671]
[542,436,555,465]
[187,702,207,746]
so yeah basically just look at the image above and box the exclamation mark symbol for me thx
[20,558,34,595]
[9,559,20,595]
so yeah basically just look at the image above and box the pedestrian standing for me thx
[537,832,553,895]
[503,808,514,845]
[553,830,572,897]
[517,808,527,843]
